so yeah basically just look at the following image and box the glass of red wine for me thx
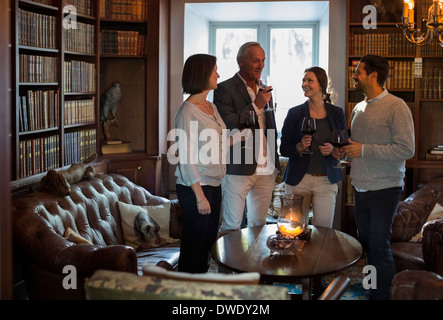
[331,129,348,168]
[239,110,256,149]
[301,116,316,154]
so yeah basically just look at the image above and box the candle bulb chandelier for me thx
[396,0,443,47]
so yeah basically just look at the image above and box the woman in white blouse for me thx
[173,54,228,273]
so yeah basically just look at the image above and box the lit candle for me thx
[279,225,302,237]
[403,1,409,19]
[406,0,415,23]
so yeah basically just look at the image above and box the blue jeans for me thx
[353,186,402,300]
[176,184,221,273]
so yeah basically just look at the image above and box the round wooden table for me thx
[211,224,362,299]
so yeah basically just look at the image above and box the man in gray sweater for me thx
[342,54,415,300]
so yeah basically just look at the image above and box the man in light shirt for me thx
[214,42,280,233]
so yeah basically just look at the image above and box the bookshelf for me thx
[11,0,166,194]
[343,0,443,236]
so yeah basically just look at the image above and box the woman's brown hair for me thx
[304,66,333,103]
[182,54,217,95]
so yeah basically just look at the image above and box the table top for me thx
[211,224,363,283]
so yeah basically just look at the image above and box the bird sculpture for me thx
[100,82,122,142]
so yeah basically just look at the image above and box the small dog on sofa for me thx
[37,154,97,197]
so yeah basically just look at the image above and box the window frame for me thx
[209,21,320,80]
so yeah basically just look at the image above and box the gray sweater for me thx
[350,90,415,191]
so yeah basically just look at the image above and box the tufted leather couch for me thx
[12,173,182,300]
[391,177,443,275]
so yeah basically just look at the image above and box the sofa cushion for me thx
[117,201,177,250]
[64,227,93,245]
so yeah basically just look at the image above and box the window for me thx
[210,22,319,140]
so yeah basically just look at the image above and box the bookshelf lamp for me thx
[397,0,443,46]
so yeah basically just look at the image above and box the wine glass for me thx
[331,129,349,168]
[301,117,316,154]
[239,110,256,149]
[262,76,276,112]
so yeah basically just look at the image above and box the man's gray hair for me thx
[236,41,262,66]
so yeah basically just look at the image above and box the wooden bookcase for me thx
[343,0,443,236]
[10,0,166,195]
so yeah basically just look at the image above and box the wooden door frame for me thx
[0,0,12,300]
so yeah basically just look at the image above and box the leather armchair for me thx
[12,173,182,300]
[391,270,443,300]
[391,177,443,275]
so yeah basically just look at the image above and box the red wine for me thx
[332,142,346,148]
[302,129,316,135]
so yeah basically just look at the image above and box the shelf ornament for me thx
[100,82,122,143]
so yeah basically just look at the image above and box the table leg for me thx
[301,278,312,300]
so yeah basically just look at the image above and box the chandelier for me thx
[397,0,443,47]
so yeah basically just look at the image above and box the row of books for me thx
[18,129,97,178]
[63,60,96,93]
[429,145,443,155]
[18,9,57,50]
[64,21,95,54]
[386,60,415,90]
[19,89,59,133]
[422,41,443,57]
[100,30,147,55]
[64,129,97,165]
[422,68,443,100]
[65,0,95,17]
[348,31,416,56]
[19,54,58,83]
[426,144,443,160]
[64,98,96,125]
[99,0,147,21]
[348,59,415,90]
[19,135,59,178]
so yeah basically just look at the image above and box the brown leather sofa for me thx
[12,173,182,300]
[391,270,443,300]
[391,177,443,275]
